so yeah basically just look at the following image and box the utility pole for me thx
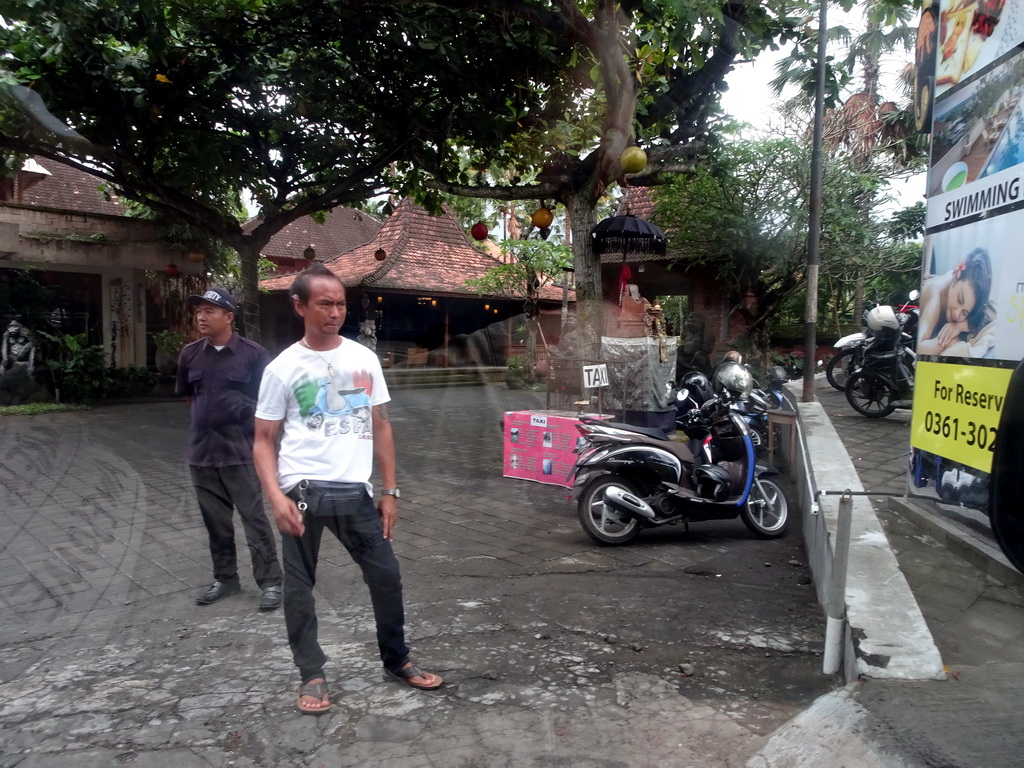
[802,0,828,403]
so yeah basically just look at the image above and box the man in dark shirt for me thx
[176,286,283,609]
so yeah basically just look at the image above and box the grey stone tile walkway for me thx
[0,384,832,768]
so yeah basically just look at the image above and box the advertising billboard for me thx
[910,0,1024,518]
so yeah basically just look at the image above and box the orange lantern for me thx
[531,207,553,229]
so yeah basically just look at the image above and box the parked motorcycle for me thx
[675,363,788,450]
[826,290,920,391]
[571,361,789,545]
[844,304,918,418]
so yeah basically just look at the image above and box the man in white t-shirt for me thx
[253,263,443,715]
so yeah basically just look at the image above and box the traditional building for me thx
[0,158,197,367]
[260,198,571,366]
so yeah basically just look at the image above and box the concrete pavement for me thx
[1,384,834,768]
[1,379,1021,767]
[753,383,1024,768]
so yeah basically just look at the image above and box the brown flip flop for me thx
[296,679,331,714]
[383,662,444,690]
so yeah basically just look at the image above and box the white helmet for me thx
[866,305,900,331]
[712,361,753,401]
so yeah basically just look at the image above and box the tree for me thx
[429,0,810,353]
[652,135,914,362]
[465,238,571,380]
[0,0,571,338]
[771,0,926,323]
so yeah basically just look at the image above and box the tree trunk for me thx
[852,266,865,326]
[565,189,602,359]
[235,238,265,342]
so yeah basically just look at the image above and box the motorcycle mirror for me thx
[908,289,920,301]
[676,388,690,402]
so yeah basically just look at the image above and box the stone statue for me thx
[357,317,377,352]
[1,320,35,378]
[553,313,580,358]
[676,312,714,377]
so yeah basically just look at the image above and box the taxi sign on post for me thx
[582,364,609,389]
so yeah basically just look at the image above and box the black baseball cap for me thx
[187,286,237,313]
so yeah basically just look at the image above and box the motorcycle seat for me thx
[603,421,669,440]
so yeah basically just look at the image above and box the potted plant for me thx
[151,330,187,377]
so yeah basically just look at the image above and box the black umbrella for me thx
[590,214,667,257]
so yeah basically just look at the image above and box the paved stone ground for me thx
[0,385,836,768]
[816,382,1024,768]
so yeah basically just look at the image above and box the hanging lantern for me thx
[471,222,488,241]
[531,207,553,229]
[164,263,180,277]
[374,248,387,261]
[187,250,204,264]
[303,244,316,261]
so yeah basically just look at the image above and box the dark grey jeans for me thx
[282,481,409,683]
[190,464,282,588]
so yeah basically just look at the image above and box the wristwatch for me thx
[381,488,401,499]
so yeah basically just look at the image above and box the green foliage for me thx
[0,402,89,417]
[464,239,572,316]
[0,0,573,334]
[36,331,156,401]
[150,329,187,353]
[653,134,919,347]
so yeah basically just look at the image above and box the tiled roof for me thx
[243,207,381,263]
[262,198,571,302]
[20,157,127,216]
[615,186,656,219]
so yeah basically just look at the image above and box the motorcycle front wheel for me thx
[741,478,789,538]
[578,475,642,546]
[845,370,896,418]
[826,347,857,391]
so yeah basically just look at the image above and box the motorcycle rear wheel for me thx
[578,475,641,546]
[826,347,857,391]
[845,370,896,418]
[741,478,789,538]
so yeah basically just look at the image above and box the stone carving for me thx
[1,320,35,378]
[357,317,377,352]
[0,319,44,406]
[553,313,579,358]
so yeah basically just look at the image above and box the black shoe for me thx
[259,585,283,611]
[196,579,241,605]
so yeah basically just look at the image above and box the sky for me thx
[719,22,928,214]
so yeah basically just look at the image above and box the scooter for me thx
[844,304,917,418]
[675,364,788,450]
[826,290,919,391]
[570,362,789,545]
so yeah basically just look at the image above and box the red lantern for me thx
[165,263,180,277]
[471,222,488,241]
[374,248,387,261]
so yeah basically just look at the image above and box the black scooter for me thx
[569,363,789,545]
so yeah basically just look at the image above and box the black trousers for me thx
[190,464,283,589]
[282,482,409,682]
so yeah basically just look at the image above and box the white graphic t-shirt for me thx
[255,339,390,493]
